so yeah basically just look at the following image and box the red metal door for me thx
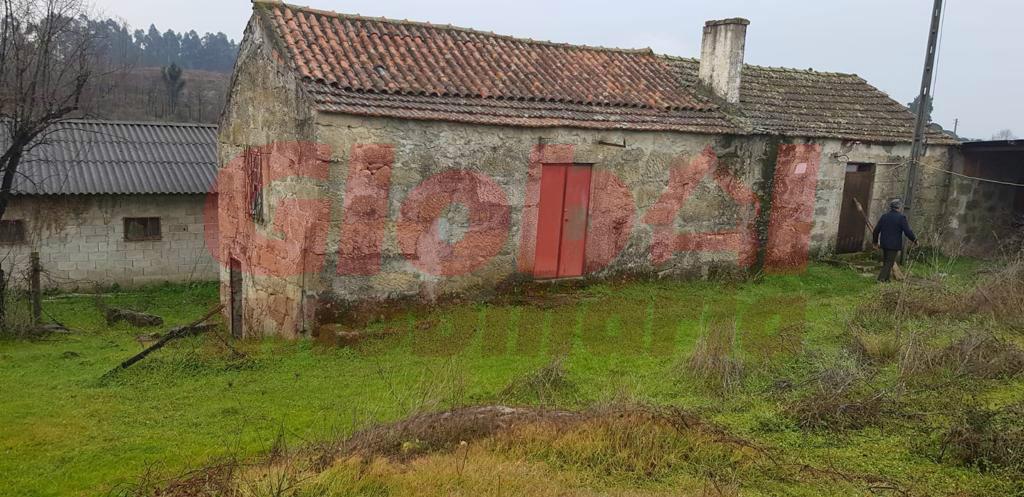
[558,165,592,277]
[534,164,592,278]
[534,165,567,278]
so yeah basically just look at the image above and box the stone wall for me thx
[944,148,1024,255]
[216,12,319,338]
[219,103,957,337]
[310,117,956,305]
[806,140,955,255]
[1,194,217,289]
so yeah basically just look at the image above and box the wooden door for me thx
[229,258,243,338]
[534,164,592,278]
[836,164,875,254]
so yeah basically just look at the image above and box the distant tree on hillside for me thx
[908,95,933,121]
[83,18,238,72]
[991,129,1017,141]
[161,63,186,117]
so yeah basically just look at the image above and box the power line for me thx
[919,162,1024,188]
[930,0,949,100]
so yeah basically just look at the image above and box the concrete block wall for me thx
[1,194,219,289]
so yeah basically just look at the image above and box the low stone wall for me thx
[1,194,218,289]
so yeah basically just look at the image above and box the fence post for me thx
[30,252,41,324]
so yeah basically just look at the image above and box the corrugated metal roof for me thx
[3,120,218,195]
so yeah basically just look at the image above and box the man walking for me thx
[873,199,917,282]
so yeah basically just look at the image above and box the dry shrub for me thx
[848,332,900,365]
[110,462,238,497]
[500,356,578,405]
[787,357,899,431]
[940,331,1024,379]
[860,254,1024,326]
[897,330,1024,383]
[897,332,938,379]
[965,255,1024,327]
[488,407,760,484]
[685,322,744,391]
[939,403,1024,474]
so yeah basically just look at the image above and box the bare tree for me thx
[991,129,1018,141]
[0,0,98,222]
[160,62,185,118]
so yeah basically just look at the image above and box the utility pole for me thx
[904,0,944,212]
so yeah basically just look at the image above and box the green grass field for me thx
[1,257,1022,497]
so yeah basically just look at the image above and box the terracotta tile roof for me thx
[254,1,957,144]
[254,1,739,134]
[665,57,959,144]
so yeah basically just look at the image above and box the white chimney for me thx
[699,18,749,104]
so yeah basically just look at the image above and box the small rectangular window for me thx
[124,217,161,241]
[246,148,266,225]
[0,220,26,244]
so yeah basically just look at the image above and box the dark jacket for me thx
[873,211,917,251]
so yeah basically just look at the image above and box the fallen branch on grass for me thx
[103,304,224,377]
[105,307,165,327]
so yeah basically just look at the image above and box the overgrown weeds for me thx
[137,403,914,497]
[0,292,45,339]
[940,331,1024,379]
[860,252,1024,326]
[937,403,1024,475]
[488,407,759,484]
[848,332,901,365]
[499,356,578,406]
[786,354,900,431]
[895,331,1024,382]
[683,322,744,392]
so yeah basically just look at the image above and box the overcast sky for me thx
[93,0,1020,140]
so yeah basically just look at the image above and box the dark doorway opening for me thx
[836,163,875,254]
[229,258,243,339]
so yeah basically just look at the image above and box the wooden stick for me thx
[105,304,224,376]
[853,199,905,281]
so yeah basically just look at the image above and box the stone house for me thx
[947,139,1024,252]
[220,1,973,338]
[1,120,219,289]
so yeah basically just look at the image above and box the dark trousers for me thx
[878,249,900,282]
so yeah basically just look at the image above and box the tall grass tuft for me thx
[499,356,577,406]
[684,322,744,392]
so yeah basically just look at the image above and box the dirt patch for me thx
[336,405,580,462]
